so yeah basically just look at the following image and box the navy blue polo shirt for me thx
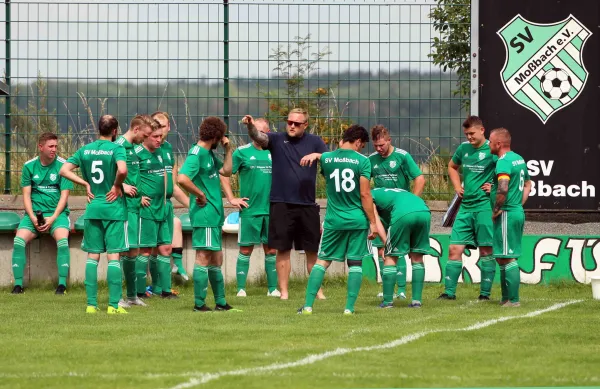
[267,131,328,205]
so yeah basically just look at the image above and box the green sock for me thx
[444,260,463,297]
[12,237,26,287]
[382,265,396,304]
[304,263,326,308]
[56,238,70,287]
[193,265,209,307]
[85,258,99,307]
[265,254,278,293]
[378,255,384,280]
[121,256,137,299]
[136,255,149,295]
[345,266,363,313]
[107,260,122,309]
[158,255,172,293]
[396,258,407,294]
[479,255,496,297]
[172,250,187,276]
[499,264,508,302]
[505,261,520,303]
[411,263,425,303]
[236,253,250,291]
[208,266,227,306]
[149,255,162,294]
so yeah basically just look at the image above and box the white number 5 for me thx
[91,160,104,184]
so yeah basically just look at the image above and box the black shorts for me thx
[268,202,321,252]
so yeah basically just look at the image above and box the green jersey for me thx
[161,141,175,199]
[451,141,496,211]
[136,145,167,221]
[114,136,141,213]
[371,187,429,226]
[492,151,530,211]
[66,140,127,221]
[369,147,422,190]
[321,148,371,230]
[232,143,271,217]
[21,156,73,215]
[179,145,224,228]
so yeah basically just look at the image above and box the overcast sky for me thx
[0,0,445,83]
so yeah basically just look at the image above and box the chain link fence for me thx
[0,0,470,199]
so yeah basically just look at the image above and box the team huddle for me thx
[10,110,530,314]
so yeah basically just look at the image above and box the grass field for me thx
[0,280,599,389]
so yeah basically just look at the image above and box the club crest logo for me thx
[478,152,485,161]
[157,155,163,163]
[50,173,57,181]
[389,161,397,169]
[498,14,592,124]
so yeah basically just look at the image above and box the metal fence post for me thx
[4,0,11,194]
[223,0,230,129]
[470,0,479,116]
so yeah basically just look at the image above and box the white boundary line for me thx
[166,300,583,389]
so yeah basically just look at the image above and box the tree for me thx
[428,0,471,111]
[261,34,352,147]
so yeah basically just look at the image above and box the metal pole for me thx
[223,0,230,130]
[470,0,479,116]
[4,0,11,194]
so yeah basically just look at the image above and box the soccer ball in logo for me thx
[540,68,572,100]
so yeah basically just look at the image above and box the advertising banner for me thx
[478,0,599,210]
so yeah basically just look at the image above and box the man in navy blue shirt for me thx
[243,109,327,300]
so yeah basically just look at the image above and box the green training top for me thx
[179,145,225,228]
[114,135,141,213]
[321,148,371,230]
[66,140,127,221]
[161,141,175,200]
[21,156,74,215]
[451,141,496,212]
[136,145,167,221]
[371,187,429,226]
[369,147,422,190]
[492,151,530,211]
[231,143,272,217]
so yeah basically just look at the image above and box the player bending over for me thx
[372,188,431,308]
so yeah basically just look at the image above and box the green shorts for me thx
[493,210,524,259]
[317,228,372,262]
[139,217,172,248]
[18,212,71,236]
[126,212,140,249]
[385,211,431,257]
[238,215,268,247]
[166,200,174,237]
[82,219,129,254]
[450,209,493,248]
[192,227,222,251]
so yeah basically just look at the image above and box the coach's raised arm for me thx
[242,109,327,300]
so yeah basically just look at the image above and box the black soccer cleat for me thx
[55,284,67,295]
[161,292,179,299]
[478,295,490,301]
[11,285,24,294]
[215,303,235,311]
[193,305,212,312]
[437,293,456,300]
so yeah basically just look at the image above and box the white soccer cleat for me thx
[118,299,131,309]
[237,289,247,297]
[171,265,178,274]
[394,292,407,300]
[267,289,281,297]
[127,297,148,307]
[377,292,384,298]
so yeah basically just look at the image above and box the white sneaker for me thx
[394,292,407,299]
[237,289,247,297]
[171,265,178,274]
[172,265,190,281]
[180,273,189,281]
[377,292,384,298]
[118,299,131,308]
[267,289,281,297]
[343,309,354,315]
[127,297,148,307]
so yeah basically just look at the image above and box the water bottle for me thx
[36,210,46,225]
